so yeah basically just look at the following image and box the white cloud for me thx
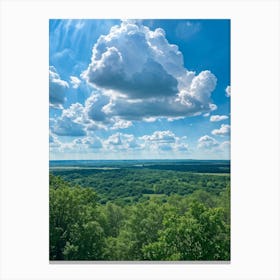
[182,70,217,104]
[53,117,86,136]
[50,134,103,154]
[225,85,231,97]
[70,76,81,89]
[197,135,219,149]
[51,94,135,136]
[85,94,110,123]
[143,117,157,123]
[100,96,200,121]
[141,130,188,152]
[84,130,190,153]
[103,133,139,151]
[210,115,229,122]
[82,20,217,122]
[111,119,132,130]
[72,136,103,150]
[209,103,218,111]
[197,135,230,158]
[220,140,230,150]
[174,142,189,151]
[211,124,231,136]
[52,103,87,136]
[49,66,69,108]
[49,130,62,148]
[141,130,176,143]
[84,94,133,130]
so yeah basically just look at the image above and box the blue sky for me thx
[49,19,230,160]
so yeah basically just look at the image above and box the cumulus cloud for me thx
[141,130,176,143]
[70,76,81,89]
[210,115,229,122]
[53,118,86,136]
[220,140,230,150]
[225,85,231,97]
[50,134,103,154]
[103,133,139,151]
[197,135,230,157]
[82,20,217,122]
[141,130,188,152]
[85,94,110,123]
[111,119,132,130]
[84,94,133,130]
[95,130,189,153]
[51,95,136,136]
[72,136,103,150]
[49,66,69,108]
[49,130,62,148]
[52,103,87,136]
[197,135,219,149]
[209,103,218,111]
[211,124,230,136]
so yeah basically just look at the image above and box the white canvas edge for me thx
[0,0,279,279]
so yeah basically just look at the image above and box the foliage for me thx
[49,169,230,261]
[51,167,230,205]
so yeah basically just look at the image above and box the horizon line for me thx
[49,158,230,161]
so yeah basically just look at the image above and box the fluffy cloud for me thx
[141,130,188,152]
[210,115,229,122]
[53,118,86,136]
[49,130,62,148]
[141,130,176,143]
[197,135,219,149]
[197,135,230,158]
[52,103,87,136]
[70,76,81,89]
[209,103,218,111]
[103,133,139,151]
[84,94,134,130]
[82,20,217,122]
[72,136,103,150]
[220,140,230,150]
[99,130,189,153]
[111,119,132,130]
[225,85,231,97]
[51,95,136,136]
[49,66,69,108]
[211,124,230,136]
[50,129,190,155]
[50,134,103,153]
[85,94,110,123]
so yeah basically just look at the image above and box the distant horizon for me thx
[49,158,230,162]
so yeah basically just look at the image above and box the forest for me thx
[49,161,230,261]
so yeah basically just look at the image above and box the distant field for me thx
[49,159,230,261]
[50,160,230,205]
[50,159,230,173]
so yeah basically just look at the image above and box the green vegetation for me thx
[49,164,230,261]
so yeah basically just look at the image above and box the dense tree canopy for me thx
[49,168,230,261]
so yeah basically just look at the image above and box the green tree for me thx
[143,201,230,260]
[49,175,104,260]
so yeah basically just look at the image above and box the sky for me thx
[49,19,230,160]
